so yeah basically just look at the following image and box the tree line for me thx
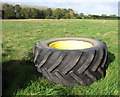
[1,3,119,20]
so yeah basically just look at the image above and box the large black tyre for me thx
[33,37,108,86]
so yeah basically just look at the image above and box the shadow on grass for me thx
[2,48,115,96]
[106,51,115,69]
[2,48,42,96]
[102,51,115,77]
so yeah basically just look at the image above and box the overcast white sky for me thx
[2,0,119,15]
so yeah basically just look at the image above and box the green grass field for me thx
[2,19,118,96]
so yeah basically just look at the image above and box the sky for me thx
[2,0,119,16]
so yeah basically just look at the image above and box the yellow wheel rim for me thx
[49,40,93,50]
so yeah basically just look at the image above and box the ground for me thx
[2,19,118,95]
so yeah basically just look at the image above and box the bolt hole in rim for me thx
[49,40,93,50]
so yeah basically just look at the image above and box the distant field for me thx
[2,19,118,95]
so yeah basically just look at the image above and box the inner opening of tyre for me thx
[49,40,93,50]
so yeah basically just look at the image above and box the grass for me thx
[2,19,118,96]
